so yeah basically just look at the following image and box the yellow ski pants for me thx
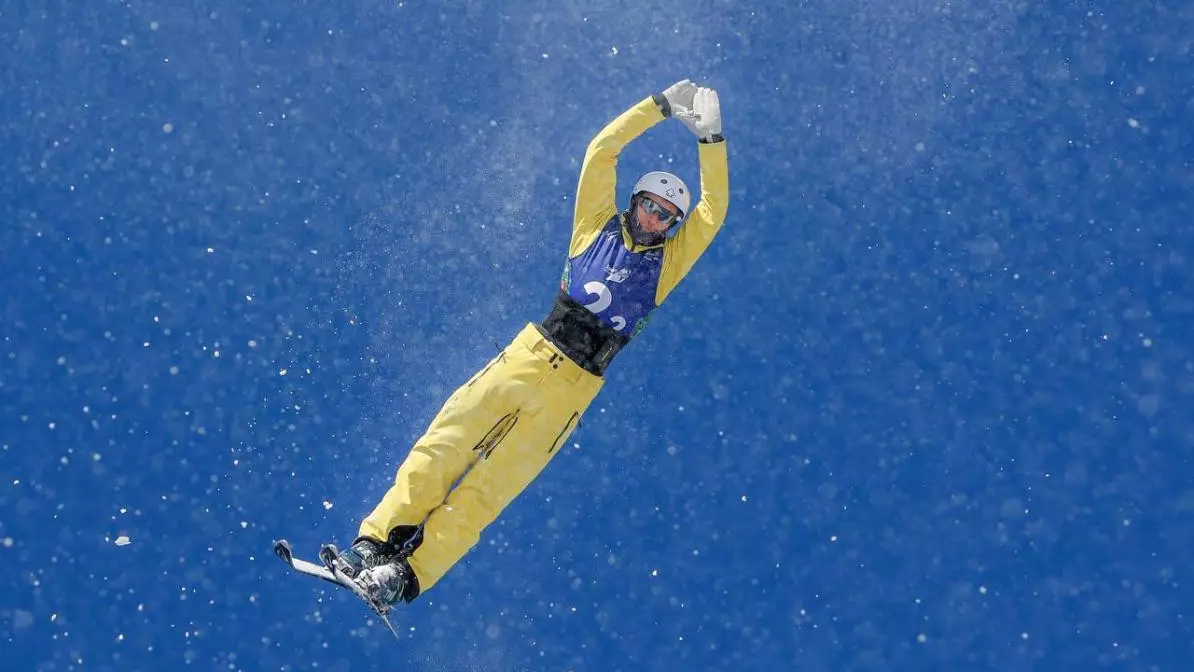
[358,323,604,594]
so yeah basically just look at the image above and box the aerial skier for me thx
[284,79,729,616]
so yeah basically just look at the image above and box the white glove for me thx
[674,87,723,142]
[660,79,697,117]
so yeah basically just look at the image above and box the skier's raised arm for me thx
[569,80,698,258]
[658,87,729,304]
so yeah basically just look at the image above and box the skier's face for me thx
[635,194,680,233]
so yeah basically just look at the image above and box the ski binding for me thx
[273,538,400,639]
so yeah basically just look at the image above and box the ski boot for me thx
[323,537,395,581]
[354,557,416,613]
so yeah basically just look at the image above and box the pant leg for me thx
[358,342,532,544]
[406,324,604,593]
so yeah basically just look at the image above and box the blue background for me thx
[2,1,1192,670]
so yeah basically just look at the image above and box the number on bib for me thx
[581,281,627,331]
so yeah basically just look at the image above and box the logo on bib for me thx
[604,266,632,284]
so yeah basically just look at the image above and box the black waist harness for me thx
[536,291,630,377]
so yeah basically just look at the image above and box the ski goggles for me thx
[638,196,680,225]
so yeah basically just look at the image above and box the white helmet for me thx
[632,171,691,220]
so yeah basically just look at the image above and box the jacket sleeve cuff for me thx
[652,93,672,118]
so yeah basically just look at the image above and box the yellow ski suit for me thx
[358,94,729,597]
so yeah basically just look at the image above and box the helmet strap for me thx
[624,197,665,247]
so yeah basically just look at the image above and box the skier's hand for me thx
[674,87,723,142]
[660,79,697,116]
[694,87,722,138]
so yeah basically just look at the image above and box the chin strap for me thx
[623,205,666,248]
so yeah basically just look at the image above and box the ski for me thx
[273,539,401,639]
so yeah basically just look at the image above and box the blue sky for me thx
[2,1,1191,670]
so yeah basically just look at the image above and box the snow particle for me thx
[115,535,131,546]
[322,500,333,510]
[1137,396,1160,417]
[163,122,174,134]
[1127,118,1140,129]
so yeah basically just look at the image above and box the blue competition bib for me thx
[561,216,663,337]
